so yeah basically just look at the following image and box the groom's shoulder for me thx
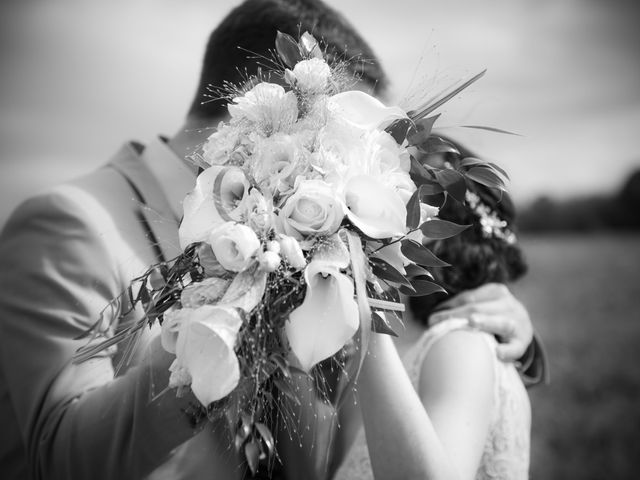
[66,140,146,210]
[2,142,147,239]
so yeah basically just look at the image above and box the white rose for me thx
[228,83,298,135]
[277,179,344,248]
[278,235,306,269]
[343,175,407,239]
[179,166,251,249]
[290,58,331,93]
[209,221,260,272]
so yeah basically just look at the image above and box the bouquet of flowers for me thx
[75,31,508,473]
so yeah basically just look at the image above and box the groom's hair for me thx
[187,0,387,121]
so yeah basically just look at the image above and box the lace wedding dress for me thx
[333,318,531,480]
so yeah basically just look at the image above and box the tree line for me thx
[518,169,640,232]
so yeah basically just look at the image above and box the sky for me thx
[1,0,639,223]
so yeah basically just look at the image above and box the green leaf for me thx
[416,114,441,137]
[405,189,421,229]
[255,423,275,456]
[137,285,152,310]
[370,257,413,289]
[270,353,290,378]
[434,169,467,203]
[127,285,136,307]
[244,439,261,475]
[400,279,447,296]
[410,156,433,181]
[385,118,414,144]
[420,219,470,239]
[460,125,521,136]
[371,311,398,336]
[404,263,434,280]
[407,114,440,146]
[460,158,510,181]
[417,181,445,196]
[487,162,510,180]
[417,136,460,156]
[401,239,450,267]
[235,414,252,451]
[299,32,322,59]
[147,266,166,291]
[459,157,487,169]
[408,70,486,121]
[465,166,508,192]
[275,31,302,68]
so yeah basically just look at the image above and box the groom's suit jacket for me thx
[0,142,239,480]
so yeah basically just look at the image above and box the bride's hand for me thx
[429,283,533,362]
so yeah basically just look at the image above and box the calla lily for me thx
[328,90,407,130]
[343,175,407,239]
[179,166,250,249]
[286,260,359,371]
[174,305,243,406]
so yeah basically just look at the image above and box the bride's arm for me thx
[356,330,495,480]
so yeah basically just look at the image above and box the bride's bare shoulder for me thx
[417,328,496,403]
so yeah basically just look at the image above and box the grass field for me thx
[513,234,640,479]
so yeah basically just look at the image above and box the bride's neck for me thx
[392,307,425,354]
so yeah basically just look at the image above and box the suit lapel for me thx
[108,142,183,262]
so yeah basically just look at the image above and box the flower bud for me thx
[259,250,281,272]
[278,235,306,269]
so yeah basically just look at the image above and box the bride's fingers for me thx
[468,312,516,338]
[429,300,505,325]
[469,313,529,361]
[496,341,529,363]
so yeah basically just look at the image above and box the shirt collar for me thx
[139,136,196,221]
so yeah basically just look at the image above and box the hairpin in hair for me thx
[465,191,517,244]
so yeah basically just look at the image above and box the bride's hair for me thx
[409,175,528,326]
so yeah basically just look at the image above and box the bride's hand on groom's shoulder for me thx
[429,283,533,362]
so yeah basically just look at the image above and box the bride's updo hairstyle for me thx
[409,171,528,326]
